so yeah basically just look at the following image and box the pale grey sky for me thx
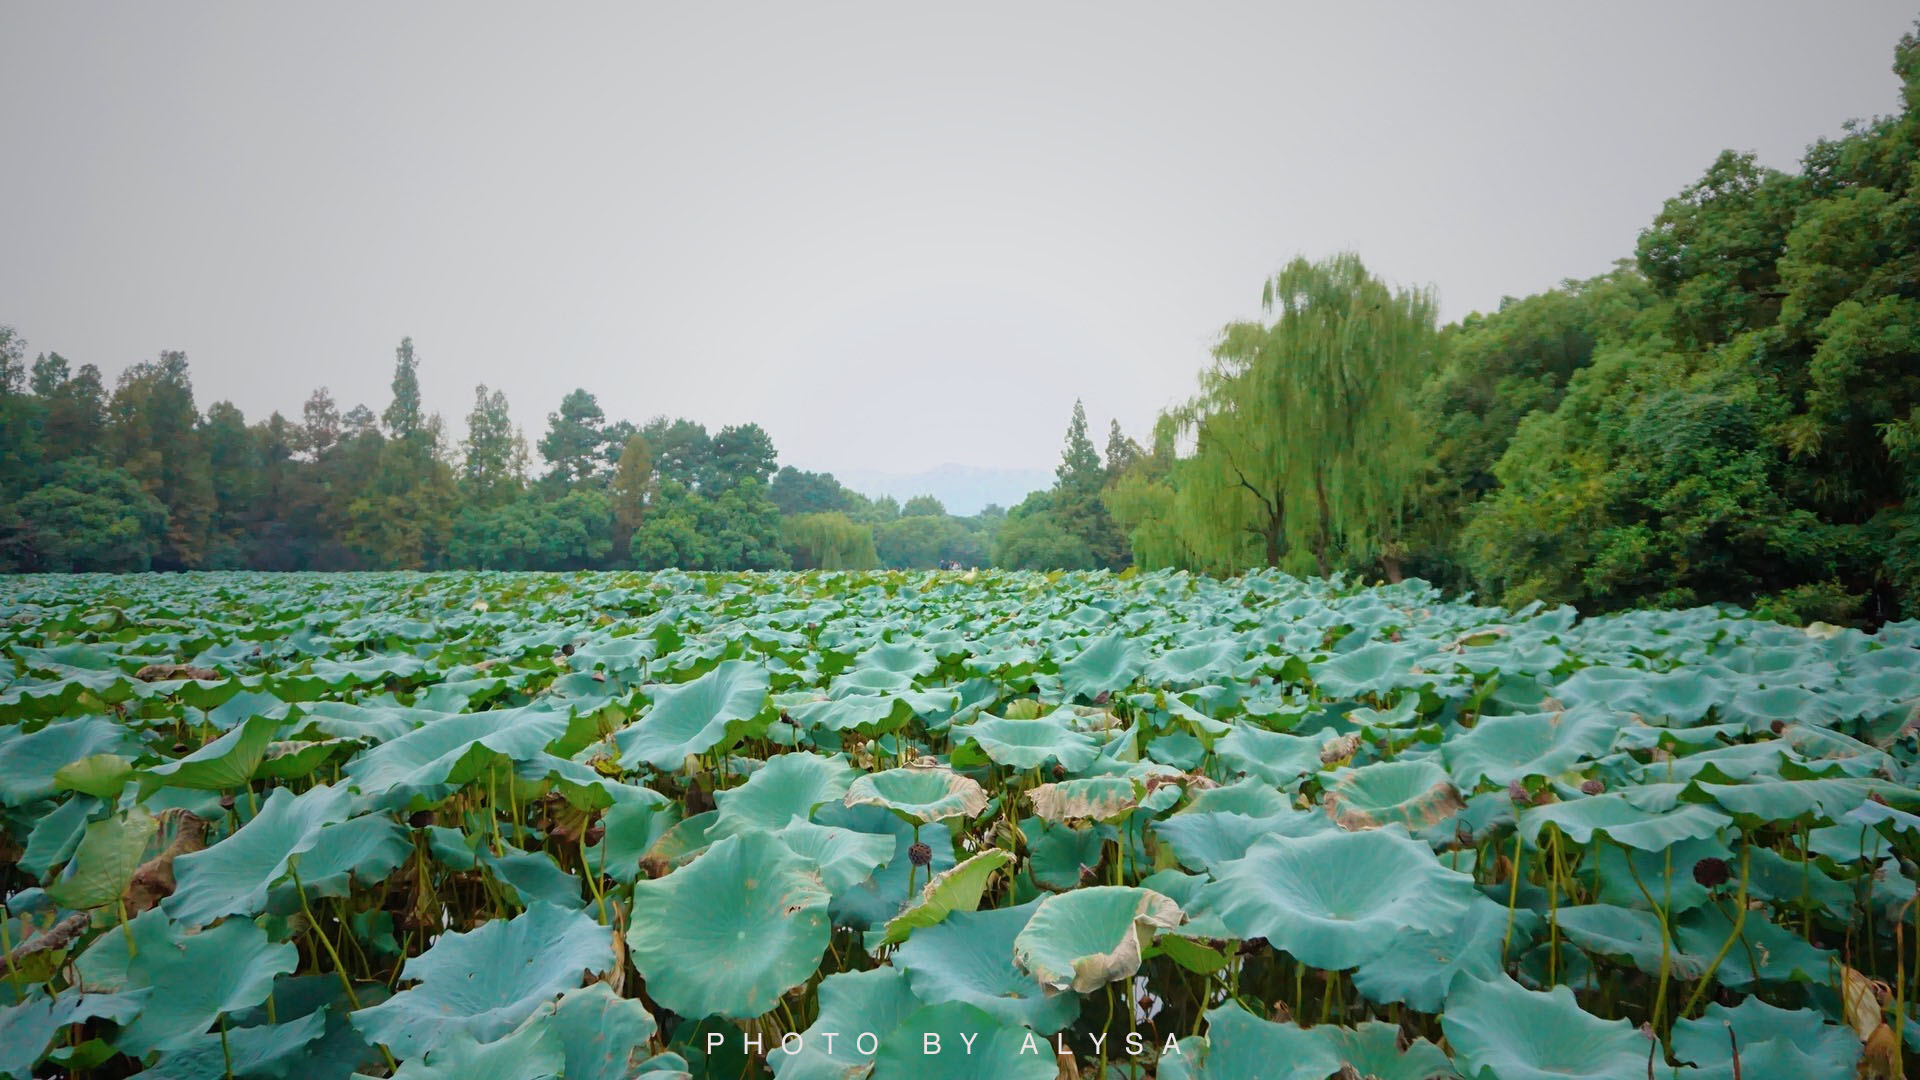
[2,3,1914,478]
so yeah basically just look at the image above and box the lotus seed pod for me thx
[908,841,932,866]
[1692,856,1730,887]
[1580,778,1605,795]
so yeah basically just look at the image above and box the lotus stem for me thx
[1100,982,1115,1077]
[1548,827,1561,987]
[1621,840,1673,1038]
[1679,844,1749,1020]
[219,1013,233,1080]
[581,832,608,924]
[1503,830,1523,962]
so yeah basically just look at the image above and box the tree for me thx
[461,384,526,505]
[541,389,607,486]
[642,417,713,490]
[38,362,108,466]
[107,351,215,568]
[203,400,260,566]
[610,433,654,558]
[1103,419,1142,481]
[11,458,169,571]
[382,337,424,440]
[992,493,1094,571]
[0,328,42,498]
[301,388,341,459]
[1047,400,1129,569]
[901,494,946,517]
[708,423,777,491]
[769,466,862,516]
[782,512,879,570]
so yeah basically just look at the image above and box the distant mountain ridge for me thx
[833,464,1052,517]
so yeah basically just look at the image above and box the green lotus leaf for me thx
[514,984,658,1080]
[1153,809,1331,874]
[1352,895,1537,1012]
[868,1002,1057,1080]
[1012,885,1181,993]
[1311,641,1443,698]
[893,899,1081,1034]
[1575,834,1729,914]
[1669,997,1860,1079]
[767,967,923,1080]
[712,751,859,837]
[1672,904,1835,989]
[1554,904,1705,979]
[1021,815,1105,890]
[1318,1020,1458,1080]
[46,806,157,912]
[0,989,148,1080]
[20,792,98,879]
[584,796,680,884]
[949,713,1100,773]
[646,809,719,867]
[845,766,988,825]
[774,819,895,894]
[141,713,281,794]
[343,704,572,797]
[138,1009,329,1080]
[164,783,352,926]
[1520,793,1731,851]
[617,660,771,771]
[252,737,358,781]
[482,847,586,910]
[1174,1004,1344,1080]
[1179,777,1292,817]
[1203,827,1477,970]
[267,812,414,907]
[1689,775,1920,824]
[1445,707,1616,788]
[352,902,613,1057]
[1025,776,1139,824]
[881,849,1013,945]
[52,754,135,800]
[815,804,956,929]
[1215,725,1335,786]
[1323,760,1465,831]
[74,909,297,1056]
[1441,974,1654,1080]
[377,1019,564,1080]
[628,831,830,1018]
[0,717,134,806]
[1058,632,1145,701]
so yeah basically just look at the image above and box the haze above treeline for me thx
[3,24,1919,628]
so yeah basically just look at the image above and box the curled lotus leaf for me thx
[1026,776,1139,824]
[1519,792,1731,851]
[1441,974,1656,1080]
[892,899,1081,1035]
[1011,885,1182,994]
[1202,826,1477,971]
[1322,759,1465,831]
[627,831,831,1019]
[880,849,1011,945]
[616,660,771,771]
[843,766,988,825]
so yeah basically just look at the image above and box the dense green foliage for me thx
[2,569,1915,1078]
[1109,27,1920,625]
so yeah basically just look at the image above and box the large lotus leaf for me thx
[1058,632,1145,701]
[1175,1004,1344,1080]
[352,902,613,1057]
[511,984,658,1080]
[1318,1021,1458,1080]
[1670,997,1860,1079]
[1689,775,1920,823]
[1577,834,1730,915]
[816,804,956,929]
[775,819,895,894]
[1203,827,1477,970]
[1012,885,1181,993]
[344,704,573,795]
[139,1009,329,1080]
[45,806,157,911]
[1352,896,1538,1012]
[581,798,681,884]
[377,1019,564,1080]
[627,831,830,1018]
[1180,777,1294,817]
[881,850,1012,945]
[0,717,135,806]
[844,766,988,825]
[1554,904,1705,979]
[74,909,297,1056]
[140,713,281,794]
[1441,974,1654,1080]
[1153,809,1331,874]
[893,900,1080,1034]
[1445,707,1616,788]
[164,783,353,925]
[1025,776,1140,824]
[1323,760,1465,831]
[1215,725,1335,786]
[712,752,859,838]
[20,793,97,879]
[1672,904,1835,989]
[1020,815,1105,890]
[617,660,770,771]
[1520,792,1731,851]
[53,753,136,800]
[0,989,147,1080]
[767,967,923,1080]
[266,812,413,908]
[868,1002,1057,1080]
[1311,641,1443,698]
[483,847,587,910]
[949,713,1100,773]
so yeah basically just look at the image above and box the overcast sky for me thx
[2,4,1914,477]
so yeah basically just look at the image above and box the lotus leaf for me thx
[1012,885,1181,993]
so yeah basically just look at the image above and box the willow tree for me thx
[1169,253,1439,576]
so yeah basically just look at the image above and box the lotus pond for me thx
[2,569,1918,1080]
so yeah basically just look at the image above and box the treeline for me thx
[0,333,1129,574]
[1105,25,1920,625]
